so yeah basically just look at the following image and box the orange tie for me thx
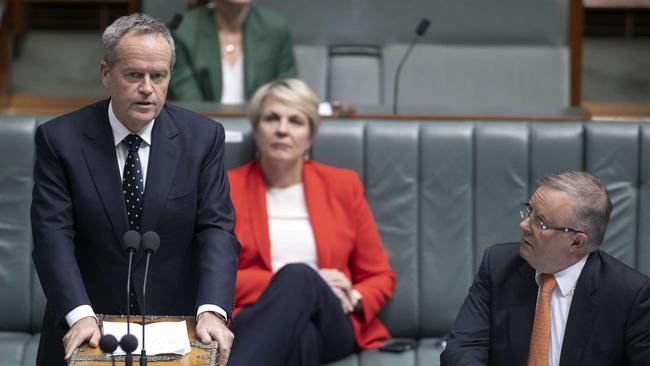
[527,273,558,366]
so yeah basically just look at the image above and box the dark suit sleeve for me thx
[31,124,91,324]
[194,122,240,317]
[440,247,493,366]
[626,278,650,365]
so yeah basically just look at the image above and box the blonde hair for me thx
[248,78,320,138]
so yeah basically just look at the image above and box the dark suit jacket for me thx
[31,99,240,363]
[441,243,650,366]
[169,5,297,102]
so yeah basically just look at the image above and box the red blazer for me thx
[228,160,396,349]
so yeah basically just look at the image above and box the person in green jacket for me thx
[169,0,297,103]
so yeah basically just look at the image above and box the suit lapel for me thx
[559,252,600,366]
[303,163,334,267]
[139,106,181,235]
[508,261,538,366]
[81,100,129,242]
[249,162,273,270]
[248,162,333,270]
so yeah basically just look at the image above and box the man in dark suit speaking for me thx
[441,170,650,366]
[31,13,239,366]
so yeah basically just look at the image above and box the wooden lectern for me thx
[69,315,218,366]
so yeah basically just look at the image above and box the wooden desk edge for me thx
[69,315,218,366]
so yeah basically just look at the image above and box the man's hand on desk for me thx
[63,316,100,360]
[196,311,233,366]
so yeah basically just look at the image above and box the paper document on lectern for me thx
[102,320,192,356]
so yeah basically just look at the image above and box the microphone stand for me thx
[126,251,134,336]
[393,18,431,114]
[122,230,141,366]
[140,231,160,366]
[120,334,138,366]
[99,334,118,366]
[125,251,135,366]
[140,253,151,366]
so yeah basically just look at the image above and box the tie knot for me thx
[124,134,143,152]
[540,274,557,294]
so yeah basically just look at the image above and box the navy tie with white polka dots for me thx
[123,134,144,232]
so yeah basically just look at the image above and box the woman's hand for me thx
[319,268,359,313]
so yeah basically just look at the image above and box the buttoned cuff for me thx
[65,305,96,327]
[197,304,228,322]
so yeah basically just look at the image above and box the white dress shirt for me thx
[221,56,245,105]
[267,183,318,272]
[534,254,588,366]
[65,101,226,327]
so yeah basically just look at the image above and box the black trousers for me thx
[228,263,357,366]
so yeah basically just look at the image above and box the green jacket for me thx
[169,5,297,102]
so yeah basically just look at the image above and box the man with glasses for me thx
[441,170,650,366]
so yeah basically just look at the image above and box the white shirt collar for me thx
[535,254,589,297]
[108,100,154,147]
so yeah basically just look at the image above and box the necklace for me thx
[220,32,240,54]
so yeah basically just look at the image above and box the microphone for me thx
[139,231,160,366]
[122,230,141,366]
[120,333,139,365]
[99,334,118,366]
[392,18,431,114]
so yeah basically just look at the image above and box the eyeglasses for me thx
[519,203,585,234]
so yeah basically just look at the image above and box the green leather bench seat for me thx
[222,119,650,366]
[0,117,43,366]
[1,117,649,366]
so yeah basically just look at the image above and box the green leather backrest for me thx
[640,125,650,276]
[256,0,570,45]
[0,117,37,333]
[380,45,570,110]
[2,117,650,341]
[217,119,650,338]
[587,123,650,274]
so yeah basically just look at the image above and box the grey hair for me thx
[248,78,321,138]
[102,13,175,69]
[539,170,612,250]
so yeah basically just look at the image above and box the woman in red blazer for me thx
[227,79,395,365]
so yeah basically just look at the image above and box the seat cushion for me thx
[22,334,40,366]
[0,332,32,366]
[324,354,358,366]
[416,338,444,366]
[322,337,444,366]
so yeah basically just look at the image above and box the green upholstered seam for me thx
[0,117,37,333]
[4,116,650,366]
[639,124,650,275]
[586,123,640,268]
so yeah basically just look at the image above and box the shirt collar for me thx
[108,100,154,148]
[535,254,589,297]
